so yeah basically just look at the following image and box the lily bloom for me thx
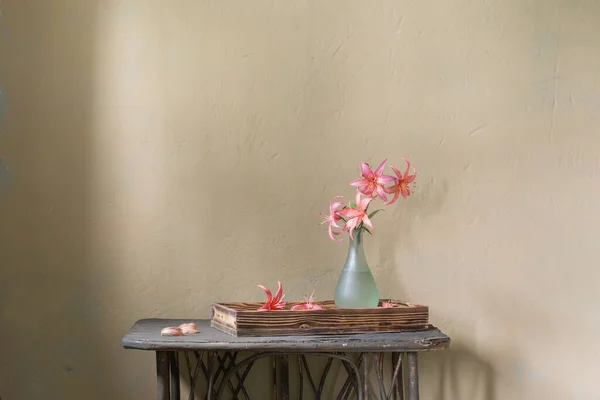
[350,159,396,202]
[321,196,344,242]
[338,191,374,240]
[257,281,286,311]
[291,291,324,311]
[384,158,416,205]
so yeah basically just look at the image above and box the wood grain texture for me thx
[211,299,429,337]
[122,319,450,353]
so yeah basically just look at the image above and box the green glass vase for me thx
[334,229,380,308]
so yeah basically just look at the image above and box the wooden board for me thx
[211,299,429,337]
[122,319,450,352]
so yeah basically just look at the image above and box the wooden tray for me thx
[211,299,429,337]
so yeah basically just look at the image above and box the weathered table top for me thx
[122,319,450,352]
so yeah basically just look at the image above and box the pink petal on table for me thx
[161,326,183,336]
[178,323,198,335]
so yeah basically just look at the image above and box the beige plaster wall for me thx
[1,0,599,399]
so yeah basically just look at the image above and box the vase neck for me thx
[344,229,368,271]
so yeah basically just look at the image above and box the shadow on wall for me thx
[422,343,497,400]
[0,2,118,399]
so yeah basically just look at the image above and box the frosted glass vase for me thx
[334,229,379,308]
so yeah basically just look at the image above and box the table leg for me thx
[169,352,180,400]
[373,353,386,400]
[156,351,170,400]
[363,353,369,400]
[407,353,419,400]
[207,352,216,400]
[391,353,404,400]
[275,355,290,400]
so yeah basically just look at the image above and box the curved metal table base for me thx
[158,350,419,400]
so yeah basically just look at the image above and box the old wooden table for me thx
[122,319,450,400]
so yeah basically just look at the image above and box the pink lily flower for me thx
[338,191,374,240]
[291,291,324,311]
[257,281,286,311]
[384,158,416,205]
[350,159,396,202]
[321,196,345,242]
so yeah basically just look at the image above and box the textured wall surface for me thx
[1,1,599,399]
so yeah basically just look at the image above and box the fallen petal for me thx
[161,326,183,336]
[178,322,199,335]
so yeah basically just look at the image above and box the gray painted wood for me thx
[122,319,450,353]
